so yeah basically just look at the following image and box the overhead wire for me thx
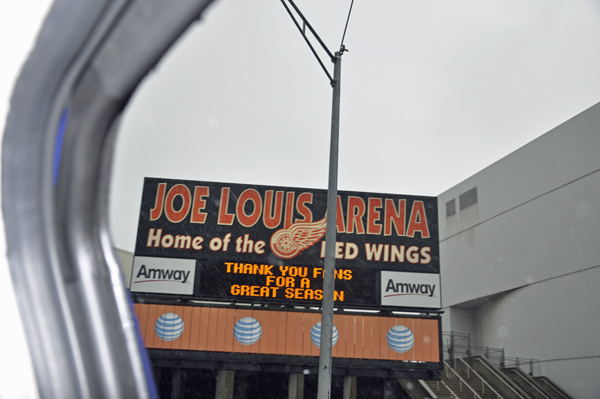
[340,0,355,50]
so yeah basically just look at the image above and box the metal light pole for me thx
[278,2,354,397]
[317,49,343,399]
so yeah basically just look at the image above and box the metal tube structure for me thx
[317,51,342,399]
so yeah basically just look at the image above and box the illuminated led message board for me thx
[132,178,440,310]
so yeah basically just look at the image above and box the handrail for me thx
[439,380,459,399]
[418,380,439,398]
[508,368,552,399]
[443,332,542,376]
[456,357,504,399]
[536,377,571,399]
[443,360,483,399]
[474,358,527,399]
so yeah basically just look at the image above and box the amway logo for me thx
[384,279,436,298]
[135,265,191,284]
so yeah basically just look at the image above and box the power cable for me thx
[340,0,355,51]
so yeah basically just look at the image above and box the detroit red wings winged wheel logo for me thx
[270,217,327,259]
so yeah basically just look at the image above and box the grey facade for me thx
[438,102,600,398]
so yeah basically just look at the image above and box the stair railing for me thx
[473,357,527,399]
[456,357,504,399]
[443,360,483,399]
[436,379,460,399]
[508,368,552,399]
[535,377,572,399]
[418,379,439,398]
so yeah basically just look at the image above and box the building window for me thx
[459,187,478,210]
[446,199,456,217]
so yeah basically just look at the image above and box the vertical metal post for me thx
[530,359,534,376]
[449,331,455,367]
[317,51,342,399]
[467,334,471,358]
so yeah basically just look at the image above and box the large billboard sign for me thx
[133,178,440,310]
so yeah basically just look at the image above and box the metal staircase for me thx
[398,332,574,399]
[504,367,572,399]
[400,356,571,399]
[424,358,524,399]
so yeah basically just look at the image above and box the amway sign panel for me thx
[130,256,195,295]
[380,271,441,309]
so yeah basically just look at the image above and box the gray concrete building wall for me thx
[438,102,600,398]
[474,267,600,397]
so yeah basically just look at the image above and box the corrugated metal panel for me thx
[135,304,440,363]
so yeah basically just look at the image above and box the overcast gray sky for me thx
[109,0,600,251]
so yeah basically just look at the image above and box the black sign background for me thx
[133,177,439,307]
[197,260,378,306]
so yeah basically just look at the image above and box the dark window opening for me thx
[459,187,478,210]
[446,199,456,217]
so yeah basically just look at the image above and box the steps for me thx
[504,368,551,399]
[424,367,503,399]
[532,377,572,399]
[504,368,573,399]
[404,357,573,399]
